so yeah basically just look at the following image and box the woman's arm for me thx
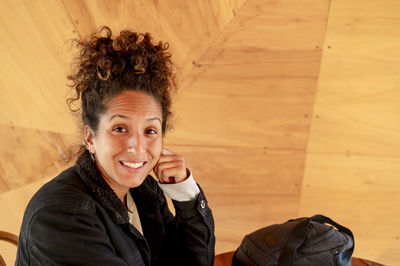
[157,178,215,266]
[170,187,215,266]
[148,147,215,265]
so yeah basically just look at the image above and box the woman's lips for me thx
[119,160,147,172]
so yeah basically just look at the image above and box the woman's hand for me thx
[154,148,188,184]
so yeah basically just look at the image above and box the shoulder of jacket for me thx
[23,167,96,222]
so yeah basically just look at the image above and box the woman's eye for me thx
[146,129,157,135]
[113,126,127,133]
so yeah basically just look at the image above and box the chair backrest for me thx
[0,231,18,246]
[0,231,18,266]
[214,251,235,266]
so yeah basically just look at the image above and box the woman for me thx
[16,26,215,266]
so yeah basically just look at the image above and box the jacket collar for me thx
[75,150,162,225]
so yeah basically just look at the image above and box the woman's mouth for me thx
[120,160,147,171]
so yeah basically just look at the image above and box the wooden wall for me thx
[299,0,400,264]
[165,0,331,254]
[1,0,399,265]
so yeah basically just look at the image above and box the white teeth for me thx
[121,161,144,169]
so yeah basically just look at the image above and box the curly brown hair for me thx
[67,26,175,138]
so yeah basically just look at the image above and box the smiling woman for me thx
[15,26,215,266]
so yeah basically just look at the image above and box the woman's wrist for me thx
[157,168,200,201]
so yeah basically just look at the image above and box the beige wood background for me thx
[0,0,399,265]
[298,0,400,264]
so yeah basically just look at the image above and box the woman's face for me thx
[85,90,163,195]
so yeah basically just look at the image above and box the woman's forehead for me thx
[105,91,162,119]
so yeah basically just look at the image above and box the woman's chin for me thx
[117,163,151,187]
[119,173,148,188]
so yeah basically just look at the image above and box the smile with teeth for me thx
[121,161,145,169]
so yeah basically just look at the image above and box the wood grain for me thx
[299,154,400,264]
[165,62,318,149]
[164,0,330,254]
[165,0,330,150]
[0,125,78,193]
[300,0,400,264]
[0,0,77,134]
[165,145,303,253]
[306,15,400,156]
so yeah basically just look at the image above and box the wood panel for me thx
[300,154,400,264]
[199,0,329,52]
[299,0,400,264]
[165,0,331,253]
[165,61,318,149]
[306,15,400,156]
[165,0,329,150]
[166,145,302,253]
[0,125,78,193]
[0,0,77,134]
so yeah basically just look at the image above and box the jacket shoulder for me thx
[23,167,95,222]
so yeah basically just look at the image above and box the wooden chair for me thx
[0,231,18,266]
[214,251,235,266]
[214,251,385,266]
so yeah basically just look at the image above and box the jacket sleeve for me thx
[16,203,128,266]
[160,185,216,266]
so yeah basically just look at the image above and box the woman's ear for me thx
[84,125,96,154]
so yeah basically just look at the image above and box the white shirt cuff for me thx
[157,169,200,202]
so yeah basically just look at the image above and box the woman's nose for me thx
[127,133,145,153]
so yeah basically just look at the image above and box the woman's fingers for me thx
[157,154,184,164]
[158,165,187,184]
[161,148,174,155]
[157,161,187,183]
[156,161,179,178]
[155,148,188,183]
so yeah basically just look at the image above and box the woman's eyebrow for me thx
[146,117,162,124]
[108,115,161,124]
[109,114,129,121]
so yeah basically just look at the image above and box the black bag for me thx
[232,214,354,266]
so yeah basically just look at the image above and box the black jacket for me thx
[16,151,215,266]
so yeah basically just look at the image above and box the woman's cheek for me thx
[151,138,163,160]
